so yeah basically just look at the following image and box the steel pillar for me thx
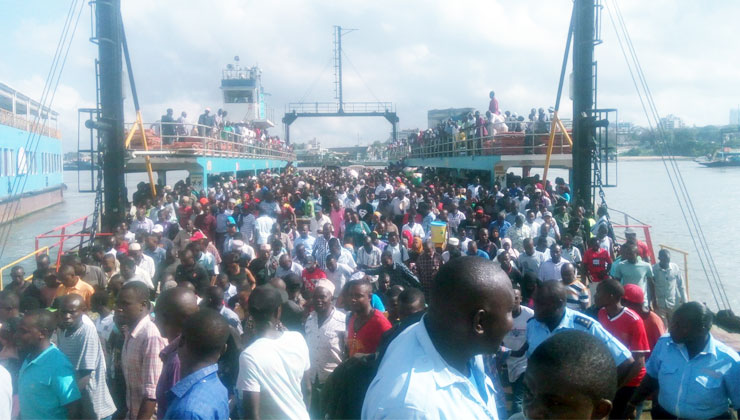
[572,0,595,207]
[97,0,126,231]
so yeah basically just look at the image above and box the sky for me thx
[2,0,740,152]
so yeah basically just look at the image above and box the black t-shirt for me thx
[175,263,210,293]
[281,300,304,332]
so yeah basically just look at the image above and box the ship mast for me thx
[95,0,126,231]
[571,0,596,207]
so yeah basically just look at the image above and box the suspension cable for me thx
[604,0,730,310]
[0,0,85,262]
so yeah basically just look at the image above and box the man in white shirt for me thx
[385,232,409,265]
[303,280,346,418]
[537,244,566,282]
[503,286,534,415]
[401,211,425,240]
[524,210,541,239]
[254,209,276,245]
[309,208,332,237]
[324,255,354,299]
[128,243,156,281]
[276,254,303,279]
[237,286,310,420]
[130,207,154,234]
[119,256,155,290]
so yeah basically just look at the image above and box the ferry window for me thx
[15,101,27,116]
[0,94,11,112]
[224,91,253,104]
[10,150,15,176]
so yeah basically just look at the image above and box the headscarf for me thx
[500,237,520,260]
[411,237,424,255]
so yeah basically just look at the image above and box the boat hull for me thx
[698,161,740,168]
[0,184,64,224]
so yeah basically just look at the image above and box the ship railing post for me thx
[80,215,88,250]
[57,226,66,269]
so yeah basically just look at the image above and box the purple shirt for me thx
[156,336,181,419]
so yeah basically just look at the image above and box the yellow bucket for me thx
[430,221,447,244]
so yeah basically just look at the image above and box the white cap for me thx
[129,242,142,251]
[152,225,164,233]
[448,238,460,246]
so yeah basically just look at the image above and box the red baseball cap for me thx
[190,231,206,241]
[623,284,644,304]
[199,197,209,206]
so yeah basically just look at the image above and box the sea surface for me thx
[0,162,736,311]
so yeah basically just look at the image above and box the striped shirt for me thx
[565,280,590,311]
[122,315,167,420]
[56,315,117,419]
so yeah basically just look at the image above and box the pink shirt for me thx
[330,208,345,239]
[122,315,167,419]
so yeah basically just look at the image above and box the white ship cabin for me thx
[220,57,274,130]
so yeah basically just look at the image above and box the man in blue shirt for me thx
[164,309,230,420]
[519,281,636,386]
[17,309,81,419]
[627,302,740,419]
[363,256,514,419]
[488,211,512,238]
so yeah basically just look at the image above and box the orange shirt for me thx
[56,278,95,307]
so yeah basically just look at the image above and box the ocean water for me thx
[1,161,736,311]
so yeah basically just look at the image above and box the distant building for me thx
[616,121,633,132]
[660,114,685,130]
[730,108,740,125]
[398,128,419,142]
[427,108,476,128]
[327,146,369,161]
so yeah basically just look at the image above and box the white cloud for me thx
[3,0,740,151]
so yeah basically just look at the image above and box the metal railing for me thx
[0,108,62,139]
[659,244,690,300]
[388,130,573,160]
[286,102,394,114]
[125,122,295,161]
[35,214,112,269]
[0,247,49,290]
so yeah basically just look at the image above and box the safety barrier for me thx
[0,247,49,290]
[388,130,572,160]
[0,108,62,139]
[35,214,112,269]
[125,122,295,161]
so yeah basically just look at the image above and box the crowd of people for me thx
[0,164,737,420]
[151,107,292,155]
[388,91,558,158]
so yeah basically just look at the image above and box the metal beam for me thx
[572,0,595,208]
[286,112,396,118]
[96,0,126,232]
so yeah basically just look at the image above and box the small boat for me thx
[697,151,740,167]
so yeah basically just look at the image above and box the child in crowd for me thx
[518,330,617,420]
[215,272,236,302]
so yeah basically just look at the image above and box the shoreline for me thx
[618,155,696,161]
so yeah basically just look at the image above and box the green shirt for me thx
[19,343,81,419]
[304,199,315,218]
